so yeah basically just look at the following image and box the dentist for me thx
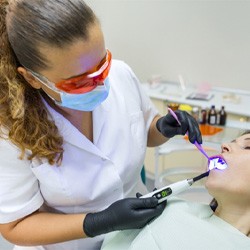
[0,1,201,249]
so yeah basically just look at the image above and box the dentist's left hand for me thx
[156,110,202,144]
[83,197,166,237]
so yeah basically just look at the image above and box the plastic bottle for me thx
[200,108,207,124]
[208,105,217,125]
[218,106,227,126]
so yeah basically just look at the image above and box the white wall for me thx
[85,0,250,91]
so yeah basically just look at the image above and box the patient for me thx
[101,131,250,250]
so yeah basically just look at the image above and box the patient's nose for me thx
[221,143,230,152]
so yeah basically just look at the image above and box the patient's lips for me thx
[208,156,228,170]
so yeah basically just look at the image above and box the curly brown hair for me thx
[0,0,96,165]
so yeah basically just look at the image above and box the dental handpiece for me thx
[141,171,209,204]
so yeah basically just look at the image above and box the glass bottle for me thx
[200,108,207,124]
[218,106,227,125]
[208,105,217,125]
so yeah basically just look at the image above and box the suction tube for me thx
[141,171,209,204]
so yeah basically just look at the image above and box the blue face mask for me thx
[53,78,110,111]
[29,68,110,111]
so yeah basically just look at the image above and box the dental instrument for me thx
[167,107,228,170]
[141,171,209,204]
[167,107,210,159]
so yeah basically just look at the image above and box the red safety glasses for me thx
[55,49,112,94]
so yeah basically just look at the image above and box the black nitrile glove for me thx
[83,197,166,237]
[156,110,202,144]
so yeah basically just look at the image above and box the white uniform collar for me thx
[41,96,109,159]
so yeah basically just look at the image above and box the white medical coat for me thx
[0,60,158,250]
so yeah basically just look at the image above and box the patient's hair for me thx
[209,130,250,211]
[0,0,96,164]
[242,130,250,136]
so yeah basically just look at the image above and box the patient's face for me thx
[205,133,250,202]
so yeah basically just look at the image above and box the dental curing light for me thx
[141,171,209,204]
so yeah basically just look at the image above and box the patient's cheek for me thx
[225,152,249,169]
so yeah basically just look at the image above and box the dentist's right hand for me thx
[83,197,166,237]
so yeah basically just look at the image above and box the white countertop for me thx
[142,81,250,130]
